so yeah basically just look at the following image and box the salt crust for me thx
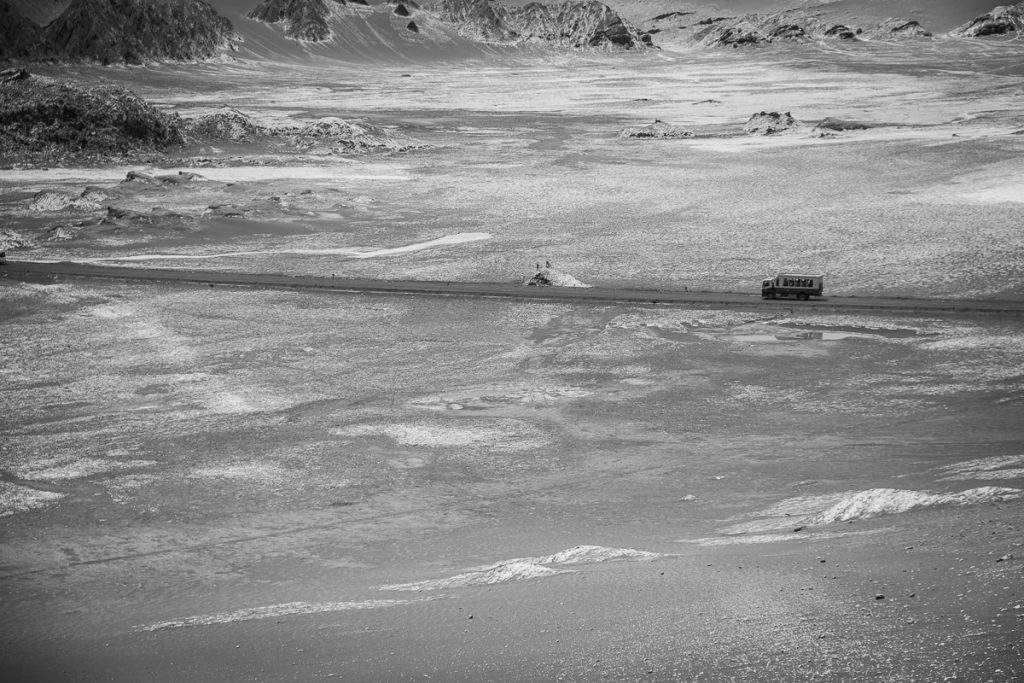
[939,455,1024,482]
[140,598,424,631]
[682,529,886,546]
[724,486,1022,534]
[381,544,662,592]
[72,232,491,263]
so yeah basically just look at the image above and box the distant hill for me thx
[0,0,238,63]
[1,0,1021,64]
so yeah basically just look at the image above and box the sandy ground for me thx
[2,36,1024,681]
[4,41,1024,298]
[1,276,1022,680]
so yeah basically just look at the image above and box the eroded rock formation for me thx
[743,111,798,135]
[618,120,693,140]
[950,3,1024,37]
[432,0,648,49]
[248,0,354,41]
[0,70,184,163]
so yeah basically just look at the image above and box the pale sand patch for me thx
[0,282,91,305]
[381,545,664,592]
[939,455,1024,482]
[0,482,65,517]
[680,529,887,546]
[27,457,156,482]
[724,486,1023,534]
[331,420,546,453]
[78,232,491,263]
[189,463,287,482]
[958,185,1024,203]
[139,598,428,631]
[409,384,591,411]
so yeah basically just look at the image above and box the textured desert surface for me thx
[2,1,1023,681]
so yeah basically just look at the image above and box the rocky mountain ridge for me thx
[248,0,370,41]
[644,8,935,48]
[0,0,238,63]
[1,0,1022,64]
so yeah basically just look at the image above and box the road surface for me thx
[4,260,1024,316]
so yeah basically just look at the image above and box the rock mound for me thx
[184,107,270,142]
[433,0,648,49]
[431,0,512,41]
[743,111,798,135]
[291,117,421,152]
[810,117,875,135]
[0,71,184,163]
[248,0,353,42]
[29,190,101,212]
[689,12,858,48]
[863,18,932,40]
[618,120,693,140]
[500,0,646,48]
[950,2,1024,37]
[35,0,237,64]
[526,267,590,287]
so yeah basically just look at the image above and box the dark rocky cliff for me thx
[0,69,184,163]
[432,0,648,48]
[1,0,237,64]
[248,0,352,41]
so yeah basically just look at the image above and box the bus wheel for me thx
[797,292,809,301]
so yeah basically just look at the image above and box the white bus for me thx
[761,273,824,300]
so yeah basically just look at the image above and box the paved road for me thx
[4,260,1024,317]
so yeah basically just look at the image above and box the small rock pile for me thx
[743,111,798,135]
[618,120,694,139]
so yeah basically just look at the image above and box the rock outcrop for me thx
[950,3,1024,37]
[430,0,516,41]
[645,9,891,49]
[695,13,859,48]
[291,117,421,152]
[184,107,271,142]
[501,1,645,48]
[526,267,589,287]
[618,120,693,140]
[181,109,425,153]
[432,0,648,49]
[0,71,184,163]
[38,0,237,64]
[248,0,354,42]
[743,111,798,135]
[863,18,932,40]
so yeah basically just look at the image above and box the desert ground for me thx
[2,5,1024,681]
